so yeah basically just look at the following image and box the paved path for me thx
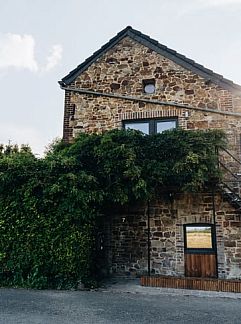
[1,281,241,323]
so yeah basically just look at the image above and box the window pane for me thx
[144,84,155,94]
[156,120,176,133]
[124,122,149,134]
[186,226,212,249]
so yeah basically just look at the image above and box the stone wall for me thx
[62,35,241,280]
[107,192,241,279]
[63,36,241,152]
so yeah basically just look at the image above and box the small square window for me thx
[143,79,155,94]
[184,224,215,253]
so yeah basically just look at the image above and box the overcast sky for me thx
[1,0,241,155]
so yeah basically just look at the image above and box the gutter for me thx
[60,85,241,118]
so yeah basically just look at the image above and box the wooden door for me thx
[184,224,217,278]
[185,253,217,278]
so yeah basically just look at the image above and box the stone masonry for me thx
[108,192,241,279]
[63,36,241,150]
[60,27,241,279]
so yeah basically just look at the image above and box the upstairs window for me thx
[124,121,149,134]
[123,118,177,135]
[143,79,156,94]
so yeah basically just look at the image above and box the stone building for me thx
[59,26,241,280]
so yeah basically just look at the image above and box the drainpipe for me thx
[147,200,151,276]
[212,185,219,279]
[60,85,241,118]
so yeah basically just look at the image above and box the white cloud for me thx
[0,33,62,73]
[0,33,38,72]
[41,44,63,73]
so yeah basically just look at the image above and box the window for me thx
[123,118,177,134]
[123,121,149,134]
[156,120,176,133]
[143,79,155,94]
[184,224,216,253]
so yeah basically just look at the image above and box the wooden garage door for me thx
[184,224,217,278]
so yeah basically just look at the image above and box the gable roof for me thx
[59,26,241,93]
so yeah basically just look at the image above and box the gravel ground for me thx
[1,280,241,324]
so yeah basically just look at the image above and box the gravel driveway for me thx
[1,283,241,324]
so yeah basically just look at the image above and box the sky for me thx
[1,0,241,156]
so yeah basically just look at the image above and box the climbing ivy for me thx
[0,129,225,288]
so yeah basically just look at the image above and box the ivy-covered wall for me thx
[0,129,225,287]
[0,146,99,289]
[59,29,241,281]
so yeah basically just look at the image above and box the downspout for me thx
[212,183,219,279]
[212,146,220,279]
[147,200,151,276]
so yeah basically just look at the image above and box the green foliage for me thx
[0,150,100,289]
[0,129,225,288]
[49,128,225,202]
